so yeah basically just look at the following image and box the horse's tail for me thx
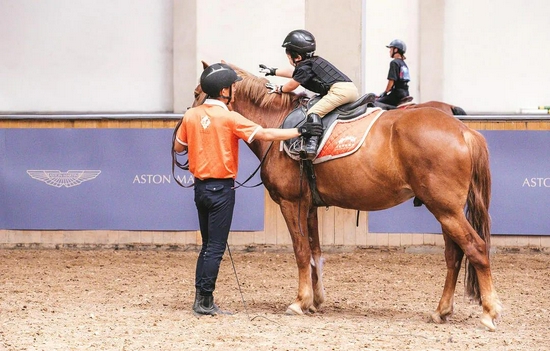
[463,129,492,302]
[451,105,467,115]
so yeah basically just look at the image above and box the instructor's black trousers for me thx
[193,178,235,296]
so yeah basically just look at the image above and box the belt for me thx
[195,178,234,185]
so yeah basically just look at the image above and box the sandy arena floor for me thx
[1,247,549,350]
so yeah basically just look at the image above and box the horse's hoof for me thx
[480,315,497,332]
[308,305,317,313]
[285,303,304,315]
[429,312,446,324]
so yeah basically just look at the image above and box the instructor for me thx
[173,63,322,316]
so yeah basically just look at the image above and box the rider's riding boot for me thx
[305,136,319,160]
[304,113,322,160]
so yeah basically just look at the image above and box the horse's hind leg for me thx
[437,213,502,330]
[278,199,315,315]
[431,235,463,323]
[307,207,325,312]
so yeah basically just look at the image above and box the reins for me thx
[171,118,193,188]
[232,141,274,190]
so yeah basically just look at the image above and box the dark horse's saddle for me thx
[372,96,414,110]
[281,93,376,157]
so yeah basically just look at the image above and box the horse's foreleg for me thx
[431,235,463,324]
[307,207,325,312]
[279,200,314,315]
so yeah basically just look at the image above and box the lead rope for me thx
[226,243,250,320]
[226,243,281,325]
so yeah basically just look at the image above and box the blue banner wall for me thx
[368,130,550,235]
[0,129,264,231]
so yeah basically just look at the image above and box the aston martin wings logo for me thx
[27,170,101,188]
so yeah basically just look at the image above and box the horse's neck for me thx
[232,102,291,160]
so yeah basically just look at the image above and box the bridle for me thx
[171,118,193,188]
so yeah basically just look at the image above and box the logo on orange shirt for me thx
[201,115,210,129]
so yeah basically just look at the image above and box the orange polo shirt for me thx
[175,99,262,180]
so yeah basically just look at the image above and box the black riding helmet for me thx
[282,29,316,60]
[386,39,407,55]
[200,63,242,98]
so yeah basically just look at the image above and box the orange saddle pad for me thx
[314,108,384,164]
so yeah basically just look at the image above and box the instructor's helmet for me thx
[282,29,316,58]
[200,63,242,98]
[386,39,407,55]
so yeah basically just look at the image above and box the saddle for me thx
[281,93,376,158]
[371,96,414,110]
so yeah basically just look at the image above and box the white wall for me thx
[0,0,173,113]
[1,0,549,114]
[363,0,420,99]
[196,0,305,87]
[443,0,550,113]
[174,0,305,112]
[306,0,363,91]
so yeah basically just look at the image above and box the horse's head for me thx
[190,61,212,108]
[193,60,303,127]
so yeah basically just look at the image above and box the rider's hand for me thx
[259,64,277,76]
[378,91,388,98]
[265,83,282,94]
[299,122,323,137]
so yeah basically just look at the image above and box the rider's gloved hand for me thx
[265,83,282,94]
[259,64,277,76]
[378,91,388,98]
[299,121,323,137]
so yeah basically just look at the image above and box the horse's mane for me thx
[231,64,303,111]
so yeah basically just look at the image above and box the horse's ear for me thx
[221,59,226,64]
[201,61,209,69]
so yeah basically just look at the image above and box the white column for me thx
[419,0,445,102]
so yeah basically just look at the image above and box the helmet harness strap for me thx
[219,85,233,105]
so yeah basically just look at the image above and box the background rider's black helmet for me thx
[282,29,316,58]
[386,39,407,55]
[200,63,242,98]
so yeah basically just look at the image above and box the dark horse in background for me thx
[185,61,502,331]
[371,95,468,116]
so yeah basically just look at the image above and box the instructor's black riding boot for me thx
[192,290,202,311]
[193,294,234,316]
[304,113,322,160]
[193,295,217,316]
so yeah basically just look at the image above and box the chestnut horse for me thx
[187,62,501,331]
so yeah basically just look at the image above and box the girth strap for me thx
[302,160,327,207]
